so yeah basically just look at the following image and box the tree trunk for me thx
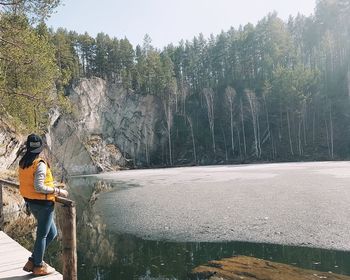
[240,98,247,158]
[271,131,276,160]
[287,110,294,156]
[187,115,197,164]
[325,118,331,158]
[163,98,173,166]
[203,88,216,154]
[303,102,307,146]
[230,108,235,157]
[263,94,274,159]
[225,87,237,158]
[222,126,228,162]
[312,106,316,145]
[257,114,262,158]
[168,127,172,165]
[298,117,303,156]
[246,90,259,159]
[236,123,242,161]
[279,102,283,141]
[329,103,334,159]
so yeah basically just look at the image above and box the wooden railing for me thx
[0,179,77,280]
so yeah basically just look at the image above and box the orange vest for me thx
[19,158,55,201]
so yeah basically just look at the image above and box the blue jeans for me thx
[27,201,57,266]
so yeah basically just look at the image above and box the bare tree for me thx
[235,121,242,160]
[240,97,247,158]
[162,94,175,165]
[262,91,275,159]
[225,86,237,157]
[179,81,190,116]
[329,102,334,159]
[246,89,261,159]
[286,109,294,156]
[203,88,216,154]
[298,99,307,156]
[186,115,197,164]
[298,114,303,156]
[221,126,228,162]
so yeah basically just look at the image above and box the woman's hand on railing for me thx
[59,189,69,198]
[55,187,69,198]
[54,182,69,197]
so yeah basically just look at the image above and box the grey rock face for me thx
[49,117,99,175]
[0,120,22,171]
[49,77,163,175]
[69,78,162,166]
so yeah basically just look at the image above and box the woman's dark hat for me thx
[26,134,43,154]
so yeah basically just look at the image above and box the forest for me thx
[1,0,350,165]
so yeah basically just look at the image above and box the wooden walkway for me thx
[0,231,62,280]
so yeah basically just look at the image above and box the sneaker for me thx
[32,263,56,276]
[23,258,34,272]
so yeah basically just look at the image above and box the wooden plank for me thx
[55,197,75,207]
[0,231,62,279]
[0,179,18,188]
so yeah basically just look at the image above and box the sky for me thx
[47,0,316,49]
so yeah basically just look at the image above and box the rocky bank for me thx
[191,256,350,280]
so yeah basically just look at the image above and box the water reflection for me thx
[68,176,350,280]
[77,233,350,280]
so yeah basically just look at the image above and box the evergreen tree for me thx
[0,14,58,130]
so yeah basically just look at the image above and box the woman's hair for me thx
[19,152,40,169]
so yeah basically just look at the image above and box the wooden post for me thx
[56,197,77,280]
[0,183,3,231]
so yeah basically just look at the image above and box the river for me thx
[68,162,350,279]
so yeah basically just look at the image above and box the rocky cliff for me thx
[49,77,164,175]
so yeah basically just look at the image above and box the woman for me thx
[19,134,68,276]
